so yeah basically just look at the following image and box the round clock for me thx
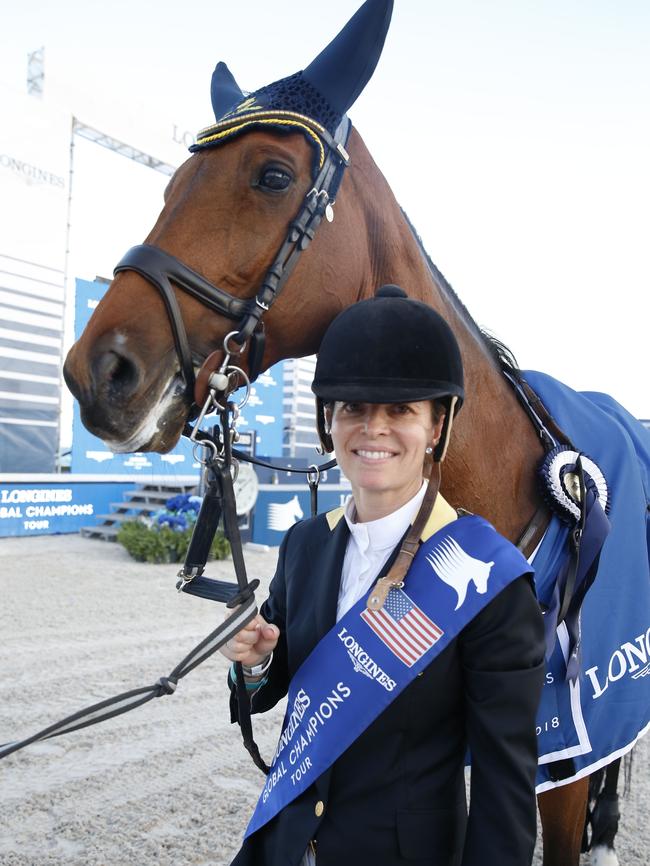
[234,462,259,516]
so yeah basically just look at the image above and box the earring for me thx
[425,446,433,455]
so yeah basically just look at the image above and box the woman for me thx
[221,286,545,866]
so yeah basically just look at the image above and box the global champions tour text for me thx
[261,625,401,803]
[262,681,351,803]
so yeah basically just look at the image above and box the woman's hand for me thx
[220,612,280,668]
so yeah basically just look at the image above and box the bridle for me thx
[113,112,351,420]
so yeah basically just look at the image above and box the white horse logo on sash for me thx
[426,538,494,610]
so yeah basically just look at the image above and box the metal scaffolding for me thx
[72,120,176,176]
[27,47,45,97]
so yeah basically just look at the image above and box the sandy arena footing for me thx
[0,534,648,865]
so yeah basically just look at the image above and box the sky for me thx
[1,0,648,420]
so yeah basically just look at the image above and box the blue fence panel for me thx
[0,481,134,537]
[251,485,350,547]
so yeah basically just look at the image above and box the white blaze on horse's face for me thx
[96,332,184,453]
[329,401,443,518]
[103,370,182,453]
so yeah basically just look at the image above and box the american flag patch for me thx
[361,588,443,667]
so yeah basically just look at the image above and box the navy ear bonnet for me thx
[190,0,393,173]
[223,70,341,134]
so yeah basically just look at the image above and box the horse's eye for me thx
[258,166,292,192]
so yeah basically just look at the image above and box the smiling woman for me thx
[326,399,441,522]
[220,285,546,866]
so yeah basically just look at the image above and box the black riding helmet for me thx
[312,285,464,461]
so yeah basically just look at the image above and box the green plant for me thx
[117,496,231,564]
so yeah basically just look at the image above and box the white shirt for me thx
[336,481,428,621]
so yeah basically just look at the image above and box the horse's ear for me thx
[302,0,393,116]
[211,61,245,120]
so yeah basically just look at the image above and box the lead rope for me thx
[1,370,335,764]
[0,401,262,761]
[0,581,258,760]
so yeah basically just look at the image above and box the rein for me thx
[0,398,262,761]
[0,384,332,765]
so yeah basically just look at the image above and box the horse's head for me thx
[63,0,394,453]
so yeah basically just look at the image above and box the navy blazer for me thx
[229,502,545,866]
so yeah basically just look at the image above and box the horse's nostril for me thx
[93,349,140,398]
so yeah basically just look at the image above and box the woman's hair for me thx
[431,400,446,423]
[325,399,447,428]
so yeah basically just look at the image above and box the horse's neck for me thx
[347,130,546,541]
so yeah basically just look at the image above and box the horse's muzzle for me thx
[63,335,188,450]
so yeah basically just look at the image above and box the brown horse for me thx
[63,3,612,864]
[62,114,595,866]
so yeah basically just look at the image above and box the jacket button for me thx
[314,800,324,817]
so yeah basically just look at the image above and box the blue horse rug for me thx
[523,371,650,791]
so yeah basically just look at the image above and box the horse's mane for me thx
[401,209,523,384]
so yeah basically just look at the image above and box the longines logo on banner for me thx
[585,626,650,699]
[0,154,65,189]
[337,626,397,692]
[172,125,196,148]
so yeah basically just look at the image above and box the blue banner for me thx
[71,277,288,472]
[235,365,286,457]
[0,481,134,537]
[251,486,348,546]
[71,279,200,476]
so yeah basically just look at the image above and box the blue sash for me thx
[244,514,531,838]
